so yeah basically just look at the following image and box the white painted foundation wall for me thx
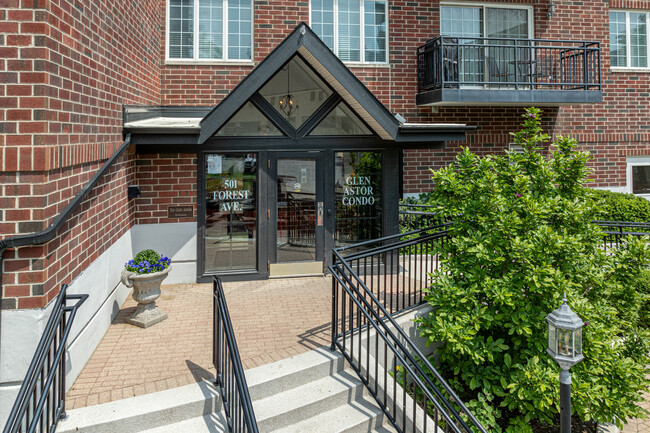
[0,222,197,424]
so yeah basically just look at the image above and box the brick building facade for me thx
[1,0,649,420]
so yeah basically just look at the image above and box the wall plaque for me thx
[167,205,194,219]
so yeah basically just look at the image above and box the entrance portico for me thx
[126,23,472,282]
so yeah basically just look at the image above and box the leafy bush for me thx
[593,189,650,222]
[416,108,650,432]
[634,269,650,329]
[125,249,171,274]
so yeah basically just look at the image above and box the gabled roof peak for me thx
[198,23,399,143]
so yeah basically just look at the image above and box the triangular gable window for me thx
[309,103,373,136]
[216,102,283,136]
[259,56,333,130]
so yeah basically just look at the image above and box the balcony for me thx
[416,36,602,106]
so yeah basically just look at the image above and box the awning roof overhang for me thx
[124,23,475,145]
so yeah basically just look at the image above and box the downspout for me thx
[0,134,132,368]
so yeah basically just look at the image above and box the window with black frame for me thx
[334,152,382,247]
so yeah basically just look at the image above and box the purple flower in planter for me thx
[516,192,522,198]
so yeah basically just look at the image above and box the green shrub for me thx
[634,269,650,329]
[593,189,650,222]
[416,108,650,432]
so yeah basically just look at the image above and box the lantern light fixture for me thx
[546,294,584,370]
[546,294,585,433]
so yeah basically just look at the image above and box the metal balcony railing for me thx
[416,36,601,104]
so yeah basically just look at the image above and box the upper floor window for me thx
[609,11,649,69]
[440,4,533,84]
[310,0,387,64]
[440,4,532,39]
[167,0,252,62]
[627,157,650,195]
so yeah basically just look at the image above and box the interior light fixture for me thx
[278,63,298,118]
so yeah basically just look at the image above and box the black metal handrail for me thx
[417,36,601,93]
[213,277,259,433]
[330,225,487,433]
[0,134,132,371]
[398,205,650,244]
[3,285,87,433]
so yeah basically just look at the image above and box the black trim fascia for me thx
[134,135,450,153]
[416,88,603,106]
[132,134,200,146]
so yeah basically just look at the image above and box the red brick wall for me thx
[135,153,198,225]
[156,0,649,194]
[1,0,161,309]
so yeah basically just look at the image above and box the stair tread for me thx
[139,412,228,433]
[246,347,344,400]
[57,380,220,433]
[268,394,385,433]
[252,369,362,421]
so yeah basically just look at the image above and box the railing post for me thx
[331,269,337,351]
[60,295,68,420]
[597,42,602,90]
[439,38,445,89]
[583,42,588,90]
[417,47,422,93]
[513,40,519,89]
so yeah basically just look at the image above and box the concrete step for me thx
[268,393,389,433]
[139,412,228,433]
[57,347,396,433]
[245,346,345,401]
[254,369,364,432]
[57,380,220,433]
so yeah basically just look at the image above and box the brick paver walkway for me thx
[66,276,332,409]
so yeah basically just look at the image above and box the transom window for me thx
[609,11,649,69]
[167,0,252,62]
[310,0,387,64]
[216,55,374,137]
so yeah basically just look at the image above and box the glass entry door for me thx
[269,152,324,276]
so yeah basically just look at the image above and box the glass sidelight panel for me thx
[205,153,257,272]
[335,152,382,247]
[276,158,317,262]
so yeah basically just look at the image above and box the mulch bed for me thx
[529,415,598,433]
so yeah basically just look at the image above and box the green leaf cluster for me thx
[416,108,650,432]
[593,189,650,223]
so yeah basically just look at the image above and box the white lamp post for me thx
[546,294,584,433]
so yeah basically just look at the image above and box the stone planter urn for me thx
[120,266,171,328]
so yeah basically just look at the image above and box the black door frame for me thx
[267,151,326,268]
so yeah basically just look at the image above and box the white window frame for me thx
[439,2,534,40]
[609,10,650,71]
[165,0,254,64]
[626,156,650,197]
[309,0,389,65]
